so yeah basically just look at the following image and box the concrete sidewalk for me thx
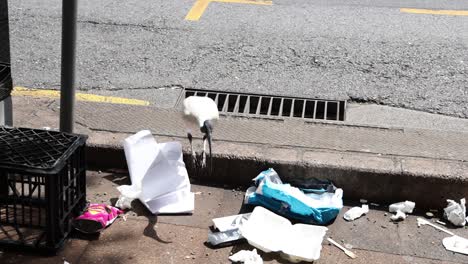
[10,95,468,208]
[1,171,467,264]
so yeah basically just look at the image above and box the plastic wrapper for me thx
[73,203,123,233]
[244,168,343,225]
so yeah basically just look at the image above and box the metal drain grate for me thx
[178,89,346,121]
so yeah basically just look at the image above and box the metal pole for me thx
[59,0,78,133]
[0,96,12,126]
[0,0,13,126]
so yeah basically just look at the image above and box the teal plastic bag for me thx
[245,168,343,225]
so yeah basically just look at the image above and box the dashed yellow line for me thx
[400,8,468,16]
[185,0,272,21]
[12,87,150,106]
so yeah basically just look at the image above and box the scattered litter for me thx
[343,204,369,221]
[115,195,133,210]
[370,203,380,207]
[417,218,454,236]
[442,236,468,255]
[389,201,415,221]
[64,261,70,264]
[359,199,368,204]
[212,213,251,232]
[240,206,327,262]
[194,191,203,195]
[389,201,415,214]
[244,168,343,225]
[443,198,466,227]
[116,130,194,214]
[73,204,123,234]
[425,212,434,218]
[208,228,244,247]
[436,220,447,226]
[390,210,407,221]
[327,238,357,259]
[228,249,263,264]
[344,243,354,249]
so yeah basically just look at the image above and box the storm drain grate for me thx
[179,89,346,121]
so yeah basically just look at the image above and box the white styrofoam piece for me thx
[212,213,251,232]
[281,223,328,262]
[240,207,327,262]
[443,235,468,255]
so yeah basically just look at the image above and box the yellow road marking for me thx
[400,8,468,16]
[185,0,211,21]
[185,0,272,21]
[12,87,150,106]
[214,0,272,6]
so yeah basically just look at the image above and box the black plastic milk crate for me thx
[0,127,87,252]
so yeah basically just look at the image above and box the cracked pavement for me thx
[7,0,468,117]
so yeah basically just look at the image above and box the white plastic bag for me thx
[116,130,194,214]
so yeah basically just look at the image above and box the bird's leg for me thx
[201,120,214,174]
[202,135,207,168]
[207,132,213,175]
[187,131,196,164]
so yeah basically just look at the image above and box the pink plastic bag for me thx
[74,203,123,234]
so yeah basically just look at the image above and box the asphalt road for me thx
[7,0,468,117]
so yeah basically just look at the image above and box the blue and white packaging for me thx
[244,168,343,225]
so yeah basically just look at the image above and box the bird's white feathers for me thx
[183,96,219,127]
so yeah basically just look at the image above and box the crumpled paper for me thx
[344,204,369,221]
[116,130,194,214]
[389,201,415,221]
[444,198,466,227]
[390,210,407,221]
[229,249,263,264]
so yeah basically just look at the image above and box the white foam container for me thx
[240,206,328,262]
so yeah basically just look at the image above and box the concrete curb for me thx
[85,130,468,209]
[10,96,467,210]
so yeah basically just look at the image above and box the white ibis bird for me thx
[183,96,219,169]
